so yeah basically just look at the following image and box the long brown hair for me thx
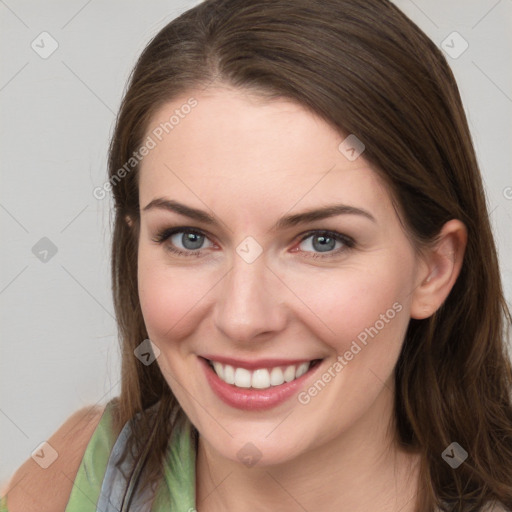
[106,0,512,510]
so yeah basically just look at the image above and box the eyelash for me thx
[152,226,355,260]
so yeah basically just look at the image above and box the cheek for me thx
[137,251,213,342]
[285,264,411,426]
[283,261,412,356]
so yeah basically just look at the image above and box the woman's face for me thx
[137,86,424,466]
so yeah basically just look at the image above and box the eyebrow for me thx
[142,198,376,230]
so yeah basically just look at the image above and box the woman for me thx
[2,0,511,510]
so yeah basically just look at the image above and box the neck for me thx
[195,382,421,512]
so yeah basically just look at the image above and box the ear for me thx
[410,219,467,319]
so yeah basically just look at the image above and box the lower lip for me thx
[200,357,322,411]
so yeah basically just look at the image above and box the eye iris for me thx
[313,234,336,252]
[182,232,204,250]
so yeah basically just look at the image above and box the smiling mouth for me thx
[204,358,323,390]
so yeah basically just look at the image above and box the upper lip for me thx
[200,355,321,370]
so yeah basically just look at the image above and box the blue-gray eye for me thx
[174,231,205,250]
[298,231,352,255]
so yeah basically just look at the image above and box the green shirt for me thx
[0,400,197,511]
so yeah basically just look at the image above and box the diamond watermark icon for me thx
[236,442,262,467]
[32,237,58,263]
[31,441,58,469]
[236,236,263,264]
[31,32,59,59]
[442,441,468,469]
[338,134,365,161]
[441,31,468,59]
[134,338,161,365]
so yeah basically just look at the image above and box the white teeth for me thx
[283,365,296,382]
[209,360,315,389]
[270,367,285,386]
[224,364,235,384]
[234,368,252,388]
[251,369,270,389]
[296,362,309,378]
[212,361,224,380]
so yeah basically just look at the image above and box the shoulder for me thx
[1,404,106,512]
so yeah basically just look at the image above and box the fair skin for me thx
[2,88,466,512]
[2,405,104,511]
[2,86,466,511]
[137,86,467,511]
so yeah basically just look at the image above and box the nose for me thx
[214,251,287,344]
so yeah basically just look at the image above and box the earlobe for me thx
[125,215,134,228]
[410,219,467,320]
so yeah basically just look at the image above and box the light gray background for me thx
[1,0,511,485]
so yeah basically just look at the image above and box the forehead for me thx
[138,87,393,221]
